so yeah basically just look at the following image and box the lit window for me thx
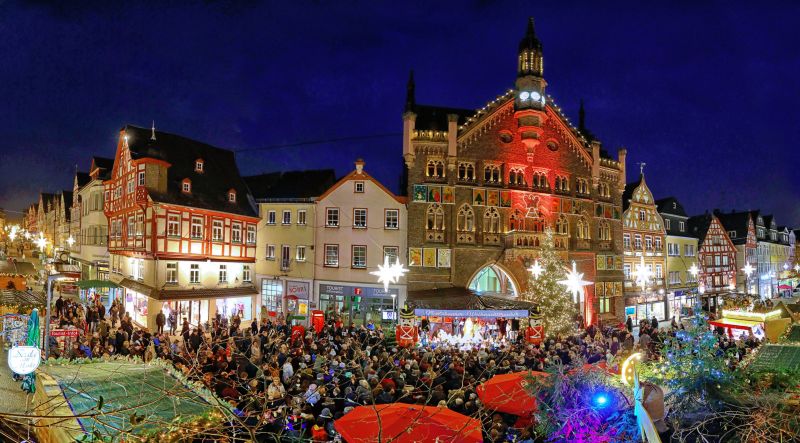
[191,216,203,239]
[484,207,501,233]
[352,245,367,269]
[383,246,399,262]
[246,225,256,244]
[426,159,445,178]
[228,190,237,202]
[231,222,242,243]
[325,244,339,267]
[426,204,445,231]
[182,179,191,193]
[195,160,204,172]
[167,214,180,237]
[212,220,223,241]
[137,171,145,186]
[354,208,367,228]
[457,204,475,232]
[243,265,251,282]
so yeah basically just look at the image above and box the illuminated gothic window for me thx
[556,214,569,236]
[484,207,501,233]
[457,204,475,232]
[426,204,445,231]
[458,162,475,181]
[509,168,525,185]
[484,165,501,183]
[509,209,524,231]
[426,159,445,178]
[598,220,611,241]
[577,217,591,239]
[532,172,547,188]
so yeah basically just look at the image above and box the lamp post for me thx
[44,273,65,359]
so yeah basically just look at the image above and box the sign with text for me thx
[286,281,309,299]
[50,328,80,338]
[8,346,41,375]
[319,284,399,299]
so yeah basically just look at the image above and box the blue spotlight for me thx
[591,392,611,409]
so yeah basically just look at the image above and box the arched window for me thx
[484,207,501,233]
[426,159,445,178]
[554,176,561,190]
[457,204,474,232]
[598,220,611,240]
[577,217,590,239]
[555,214,569,236]
[528,217,545,233]
[509,170,517,185]
[426,204,445,231]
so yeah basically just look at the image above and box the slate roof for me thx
[687,213,713,241]
[411,104,473,131]
[91,156,113,180]
[656,197,690,237]
[621,176,643,212]
[714,210,752,245]
[244,169,337,201]
[122,125,256,217]
[76,172,91,188]
[655,197,688,217]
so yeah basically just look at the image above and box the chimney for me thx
[354,159,365,174]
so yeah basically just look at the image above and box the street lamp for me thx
[44,273,66,359]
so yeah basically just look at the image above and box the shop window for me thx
[216,297,251,321]
[261,279,283,314]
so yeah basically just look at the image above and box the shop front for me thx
[285,280,311,325]
[667,290,697,320]
[624,295,668,323]
[317,282,402,326]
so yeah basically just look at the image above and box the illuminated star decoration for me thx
[632,256,653,291]
[558,261,592,303]
[370,257,409,292]
[742,262,754,277]
[794,264,800,273]
[8,226,18,242]
[35,234,47,251]
[527,260,543,280]
[66,236,75,247]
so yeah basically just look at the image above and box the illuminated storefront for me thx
[317,282,401,326]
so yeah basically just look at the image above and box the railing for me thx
[456,231,475,244]
[425,230,445,243]
[505,231,568,249]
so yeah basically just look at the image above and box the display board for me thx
[748,344,800,372]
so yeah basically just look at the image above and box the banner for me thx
[2,314,30,347]
[413,309,529,318]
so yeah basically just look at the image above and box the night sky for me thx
[2,1,799,226]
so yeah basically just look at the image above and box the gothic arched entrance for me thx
[468,264,519,297]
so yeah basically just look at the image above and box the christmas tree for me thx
[521,229,577,337]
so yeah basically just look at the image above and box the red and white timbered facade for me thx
[104,126,259,330]
[696,215,737,295]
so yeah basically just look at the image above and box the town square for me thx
[0,2,799,442]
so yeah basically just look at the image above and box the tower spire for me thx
[405,70,415,113]
[151,120,157,141]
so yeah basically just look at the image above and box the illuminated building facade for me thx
[402,18,626,324]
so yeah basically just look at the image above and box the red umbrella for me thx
[475,371,549,416]
[334,404,482,443]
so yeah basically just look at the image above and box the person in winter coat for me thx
[156,310,166,335]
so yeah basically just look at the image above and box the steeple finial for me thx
[527,17,535,37]
[405,70,415,113]
[638,162,646,177]
[151,121,157,141]
[578,99,585,130]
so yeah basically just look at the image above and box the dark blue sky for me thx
[2,1,799,225]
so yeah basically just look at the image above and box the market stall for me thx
[709,309,787,341]
[76,279,121,309]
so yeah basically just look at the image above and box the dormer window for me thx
[182,178,191,193]
[195,159,204,173]
[228,189,237,203]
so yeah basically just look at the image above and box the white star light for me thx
[558,261,592,303]
[794,264,800,273]
[742,262,754,277]
[632,256,653,291]
[35,234,47,252]
[370,257,409,292]
[527,260,543,280]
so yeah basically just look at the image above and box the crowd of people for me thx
[42,293,765,442]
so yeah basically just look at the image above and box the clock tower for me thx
[514,18,548,154]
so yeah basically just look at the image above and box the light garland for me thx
[721,309,782,321]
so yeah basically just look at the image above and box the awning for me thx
[118,278,158,298]
[54,263,81,279]
[709,318,763,331]
[76,280,120,290]
[157,286,258,301]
